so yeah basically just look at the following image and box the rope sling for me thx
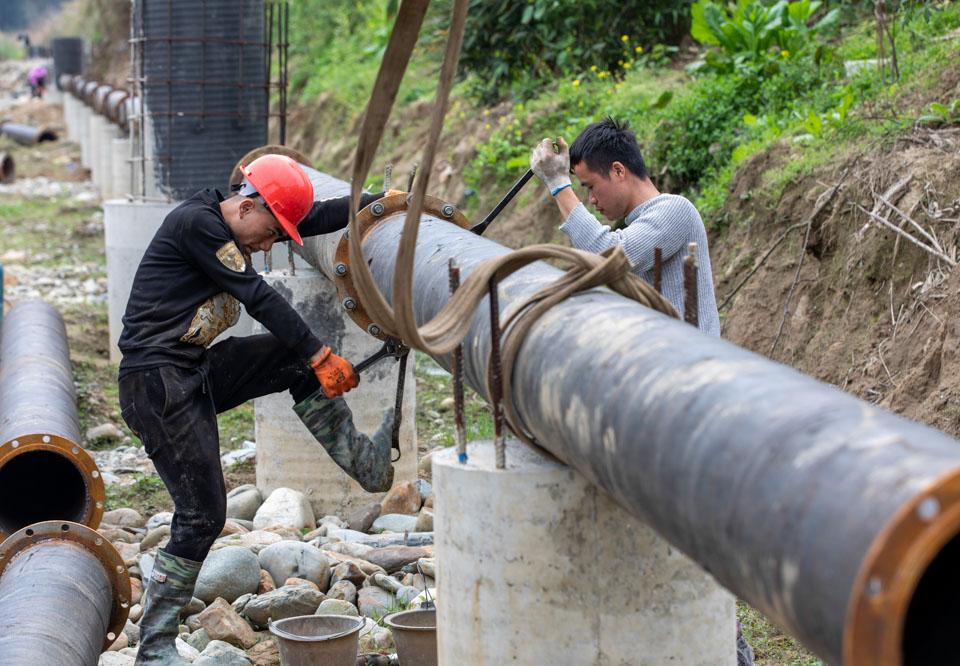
[345,0,679,448]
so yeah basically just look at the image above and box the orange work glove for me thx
[310,346,359,398]
[384,189,405,198]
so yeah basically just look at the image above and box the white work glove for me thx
[530,137,572,196]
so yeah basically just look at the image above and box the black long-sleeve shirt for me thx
[118,188,380,377]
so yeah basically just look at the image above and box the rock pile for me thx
[96,481,438,666]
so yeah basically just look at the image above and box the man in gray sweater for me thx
[529,117,720,337]
[530,118,754,665]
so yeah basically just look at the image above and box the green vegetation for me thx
[415,353,494,449]
[738,602,824,666]
[105,473,171,514]
[0,34,23,60]
[460,0,689,102]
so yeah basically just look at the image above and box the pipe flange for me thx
[0,432,106,541]
[844,467,960,664]
[333,193,470,340]
[228,145,314,191]
[0,520,131,650]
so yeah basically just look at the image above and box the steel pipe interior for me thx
[0,152,13,183]
[901,534,960,665]
[0,451,88,535]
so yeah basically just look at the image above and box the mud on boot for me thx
[135,549,202,666]
[294,390,395,492]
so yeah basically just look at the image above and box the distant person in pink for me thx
[28,65,47,98]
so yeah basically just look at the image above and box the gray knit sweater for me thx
[559,195,720,337]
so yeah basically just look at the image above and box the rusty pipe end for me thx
[846,468,960,665]
[0,520,131,650]
[0,433,105,541]
[0,152,13,184]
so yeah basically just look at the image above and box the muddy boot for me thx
[135,549,201,666]
[294,390,395,492]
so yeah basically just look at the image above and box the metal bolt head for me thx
[342,297,357,311]
[335,263,348,276]
[367,324,381,336]
[441,204,455,218]
[371,202,385,217]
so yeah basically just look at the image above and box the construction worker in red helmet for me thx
[117,153,395,666]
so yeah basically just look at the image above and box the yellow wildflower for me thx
[635,46,644,54]
[572,79,580,87]
[621,35,629,42]
[590,65,598,72]
[780,49,790,58]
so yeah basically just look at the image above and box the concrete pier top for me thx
[433,439,735,666]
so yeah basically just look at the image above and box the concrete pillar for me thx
[82,108,96,170]
[63,94,76,142]
[97,122,122,199]
[103,200,178,362]
[253,268,417,517]
[110,138,132,199]
[433,441,735,666]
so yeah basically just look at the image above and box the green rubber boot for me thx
[294,390,395,492]
[134,549,201,666]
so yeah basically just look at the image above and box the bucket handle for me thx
[269,616,363,643]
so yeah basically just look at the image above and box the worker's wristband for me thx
[550,183,572,197]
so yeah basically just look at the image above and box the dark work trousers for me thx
[119,334,319,562]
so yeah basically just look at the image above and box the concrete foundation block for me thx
[433,441,736,666]
[97,121,122,198]
[254,268,417,518]
[62,95,76,142]
[103,199,179,362]
[78,106,92,168]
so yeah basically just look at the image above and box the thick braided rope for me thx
[345,0,679,447]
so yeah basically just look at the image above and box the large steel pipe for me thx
[293,169,960,666]
[0,302,105,540]
[0,521,131,665]
[0,122,58,145]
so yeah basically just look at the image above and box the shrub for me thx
[460,0,692,102]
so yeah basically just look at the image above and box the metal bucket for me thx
[269,614,363,666]
[385,609,437,665]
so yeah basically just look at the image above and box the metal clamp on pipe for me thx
[0,521,131,665]
[332,192,470,340]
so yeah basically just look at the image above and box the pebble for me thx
[414,479,432,502]
[283,577,320,591]
[357,586,394,619]
[253,488,315,531]
[326,528,434,548]
[175,636,201,661]
[371,513,419,534]
[195,598,257,649]
[183,597,206,617]
[102,508,145,529]
[185,628,212,653]
[146,512,174,530]
[123,619,140,646]
[380,481,422,515]
[257,569,276,594]
[345,502,381,533]
[315,598,358,616]
[417,557,436,579]
[98,653,134,666]
[128,603,143,623]
[258,541,333,591]
[415,508,434,532]
[221,441,256,467]
[330,561,366,588]
[326,579,357,604]
[241,586,327,627]
[86,423,125,443]
[139,525,171,552]
[319,514,348,529]
[213,530,286,553]
[358,621,395,653]
[193,639,253,666]
[322,538,374,558]
[195,547,261,603]
[245,638,280,666]
[362,546,432,573]
[218,520,249,538]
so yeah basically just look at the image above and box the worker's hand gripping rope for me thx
[310,346,359,398]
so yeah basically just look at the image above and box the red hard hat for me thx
[239,154,314,246]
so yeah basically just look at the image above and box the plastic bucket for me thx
[269,614,364,666]
[384,609,437,665]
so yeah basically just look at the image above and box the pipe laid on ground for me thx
[0,122,58,145]
[0,301,105,541]
[0,152,13,183]
[0,521,131,665]
[292,167,960,666]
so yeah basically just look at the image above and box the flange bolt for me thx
[335,263,348,276]
[371,202,385,217]
[342,298,357,311]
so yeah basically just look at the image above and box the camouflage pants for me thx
[119,333,319,561]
